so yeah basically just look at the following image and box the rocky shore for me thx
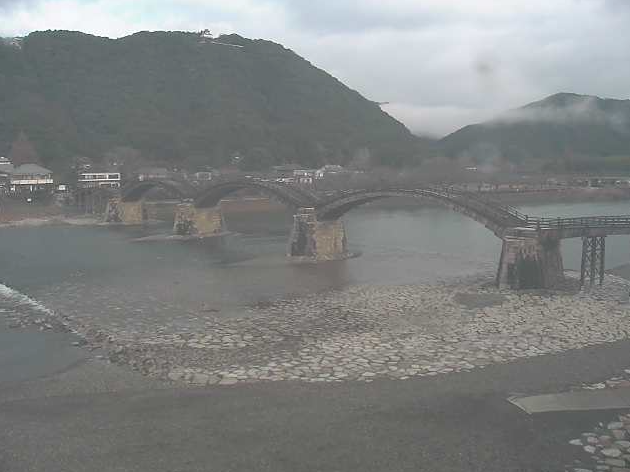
[5,271,630,388]
[568,415,630,472]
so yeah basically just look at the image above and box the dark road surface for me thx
[2,330,630,472]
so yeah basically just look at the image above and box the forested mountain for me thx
[0,31,422,172]
[439,93,630,171]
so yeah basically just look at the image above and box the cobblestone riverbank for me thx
[568,414,630,472]
[4,272,630,386]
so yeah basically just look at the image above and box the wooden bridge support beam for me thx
[105,197,146,224]
[580,236,605,287]
[497,233,564,289]
[77,191,109,215]
[288,208,349,261]
[173,203,224,236]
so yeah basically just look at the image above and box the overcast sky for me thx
[1,0,629,137]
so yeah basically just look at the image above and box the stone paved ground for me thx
[5,271,630,388]
[567,413,630,472]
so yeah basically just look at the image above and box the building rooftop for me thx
[9,163,52,175]
[79,169,121,174]
[273,164,302,172]
[136,167,170,174]
[0,157,14,175]
[318,164,345,171]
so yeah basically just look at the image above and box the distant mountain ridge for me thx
[2,31,628,174]
[439,93,630,171]
[0,30,422,172]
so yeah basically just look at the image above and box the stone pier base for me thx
[105,198,146,224]
[288,208,348,261]
[497,232,564,289]
[173,203,224,236]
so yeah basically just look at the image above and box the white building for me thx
[136,167,170,181]
[293,169,316,185]
[0,156,12,170]
[315,165,346,179]
[9,164,54,193]
[191,171,213,181]
[77,171,121,189]
[0,157,12,192]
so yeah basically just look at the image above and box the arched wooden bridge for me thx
[104,179,630,290]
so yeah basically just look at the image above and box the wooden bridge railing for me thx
[524,215,630,230]
[315,186,630,233]
[447,188,630,232]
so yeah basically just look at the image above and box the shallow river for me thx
[1,200,630,322]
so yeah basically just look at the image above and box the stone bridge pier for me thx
[496,229,564,289]
[288,208,349,261]
[173,202,224,236]
[105,197,146,224]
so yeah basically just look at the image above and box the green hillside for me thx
[0,30,422,172]
[440,93,630,171]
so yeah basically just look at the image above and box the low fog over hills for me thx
[439,93,630,171]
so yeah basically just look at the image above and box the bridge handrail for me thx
[317,186,524,227]
[433,187,528,224]
[456,190,630,231]
[520,215,630,229]
[291,184,630,233]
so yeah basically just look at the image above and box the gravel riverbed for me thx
[4,271,630,387]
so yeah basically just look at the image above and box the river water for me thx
[1,200,630,324]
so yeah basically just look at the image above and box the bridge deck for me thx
[114,179,630,239]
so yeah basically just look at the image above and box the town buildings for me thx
[0,157,12,192]
[77,170,122,189]
[315,164,347,179]
[135,167,171,181]
[7,163,54,193]
[292,169,316,185]
[190,171,213,182]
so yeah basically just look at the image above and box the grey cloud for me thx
[0,0,31,8]
[0,0,39,13]
[292,0,630,136]
[274,0,442,33]
[604,0,630,10]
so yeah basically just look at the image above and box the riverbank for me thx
[0,200,65,223]
[6,269,630,388]
[0,215,101,228]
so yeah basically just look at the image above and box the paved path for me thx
[4,334,630,471]
[510,389,630,414]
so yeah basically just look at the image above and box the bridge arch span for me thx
[121,179,197,203]
[194,179,318,209]
[315,188,519,238]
